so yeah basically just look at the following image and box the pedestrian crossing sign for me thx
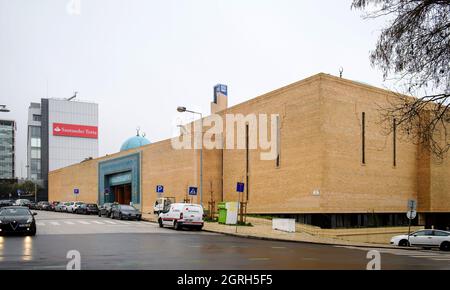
[188,187,198,196]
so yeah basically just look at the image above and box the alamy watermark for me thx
[66,250,81,270]
[172,113,280,161]
[366,250,381,270]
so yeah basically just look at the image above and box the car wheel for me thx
[119,213,123,220]
[440,241,450,251]
[158,218,163,228]
[174,221,181,231]
[399,239,410,247]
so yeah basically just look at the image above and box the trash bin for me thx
[218,202,227,224]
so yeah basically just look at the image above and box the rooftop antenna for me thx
[67,91,78,101]
[339,67,344,78]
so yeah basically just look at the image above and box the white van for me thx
[158,203,204,230]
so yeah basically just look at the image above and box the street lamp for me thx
[0,105,10,112]
[177,106,203,206]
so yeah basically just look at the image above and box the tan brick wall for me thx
[48,73,450,216]
[319,76,420,213]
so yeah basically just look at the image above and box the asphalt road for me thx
[0,211,449,270]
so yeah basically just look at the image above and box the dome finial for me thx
[136,126,140,136]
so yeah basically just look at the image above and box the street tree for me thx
[352,0,450,158]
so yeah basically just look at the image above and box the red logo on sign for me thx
[52,123,98,139]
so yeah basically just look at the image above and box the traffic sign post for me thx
[188,187,198,204]
[236,182,245,233]
[407,199,417,244]
[74,188,79,201]
[156,185,164,198]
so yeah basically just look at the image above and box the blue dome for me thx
[120,135,151,151]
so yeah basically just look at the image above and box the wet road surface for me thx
[0,211,449,270]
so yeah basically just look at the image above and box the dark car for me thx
[76,203,99,215]
[110,204,141,221]
[28,201,37,210]
[0,206,37,236]
[37,201,51,210]
[0,200,14,208]
[98,203,115,218]
[49,201,60,211]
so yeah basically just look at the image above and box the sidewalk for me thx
[142,213,412,249]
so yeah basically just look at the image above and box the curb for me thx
[142,217,420,251]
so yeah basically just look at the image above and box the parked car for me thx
[0,200,14,208]
[14,199,31,207]
[36,201,51,210]
[55,202,68,212]
[98,202,115,218]
[158,203,204,230]
[391,229,450,251]
[76,203,99,215]
[66,201,75,212]
[0,206,37,236]
[28,201,37,210]
[153,197,176,215]
[110,204,141,221]
[49,201,60,211]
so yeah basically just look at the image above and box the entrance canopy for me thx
[98,153,141,205]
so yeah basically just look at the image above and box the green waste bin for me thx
[218,202,227,224]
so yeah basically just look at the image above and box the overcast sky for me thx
[0,0,388,178]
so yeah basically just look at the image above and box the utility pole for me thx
[34,182,37,203]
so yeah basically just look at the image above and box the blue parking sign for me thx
[74,188,79,195]
[156,185,164,193]
[188,187,198,196]
[236,182,245,193]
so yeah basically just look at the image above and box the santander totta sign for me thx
[52,123,98,139]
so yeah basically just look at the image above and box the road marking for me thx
[36,222,45,226]
[64,221,75,225]
[77,221,90,225]
[92,221,105,225]
[430,258,450,261]
[410,255,442,258]
[271,246,286,249]
[50,222,60,226]
[116,221,132,225]
[103,220,117,225]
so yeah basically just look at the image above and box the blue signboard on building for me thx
[214,84,228,103]
[188,187,198,196]
[156,185,164,193]
[236,182,245,193]
[74,188,79,195]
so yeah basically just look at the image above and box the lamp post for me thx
[177,106,203,206]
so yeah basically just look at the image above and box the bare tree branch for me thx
[353,0,450,158]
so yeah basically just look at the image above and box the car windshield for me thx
[0,208,30,216]
[121,206,136,211]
